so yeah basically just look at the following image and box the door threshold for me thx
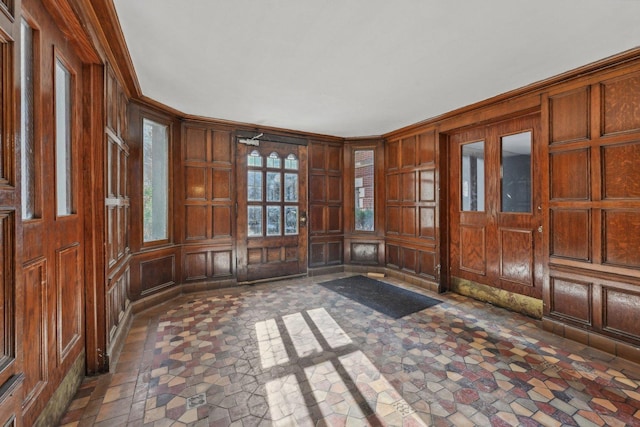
[239,273,308,286]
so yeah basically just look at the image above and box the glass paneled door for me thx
[236,140,308,282]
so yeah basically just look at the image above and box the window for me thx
[461,141,485,212]
[501,131,532,213]
[55,59,73,216]
[142,118,169,242]
[21,19,35,219]
[354,150,374,231]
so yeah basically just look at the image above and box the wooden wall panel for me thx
[350,243,378,264]
[603,287,640,340]
[184,126,207,162]
[401,136,416,168]
[212,206,232,237]
[185,206,208,240]
[386,207,400,234]
[212,169,231,200]
[418,250,437,279]
[549,87,590,143]
[183,248,233,281]
[550,209,590,260]
[106,267,130,348]
[401,172,415,202]
[602,210,640,268]
[460,225,485,274]
[212,130,232,164]
[602,142,640,199]
[550,149,590,200]
[499,228,533,286]
[56,244,82,362]
[401,207,416,236]
[419,207,436,239]
[184,167,207,200]
[417,130,436,165]
[139,255,175,294]
[212,251,232,276]
[601,73,640,135]
[386,174,399,202]
[402,247,417,273]
[549,276,592,325]
[308,140,344,268]
[419,170,435,202]
[386,244,400,269]
[386,140,399,170]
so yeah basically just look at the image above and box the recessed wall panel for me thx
[550,149,590,200]
[549,87,590,143]
[550,209,590,261]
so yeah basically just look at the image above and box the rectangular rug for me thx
[319,275,441,319]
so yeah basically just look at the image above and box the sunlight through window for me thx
[283,312,322,358]
[307,308,352,348]
[255,318,289,369]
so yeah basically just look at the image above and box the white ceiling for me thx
[114,0,640,138]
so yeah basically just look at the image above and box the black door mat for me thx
[319,275,441,319]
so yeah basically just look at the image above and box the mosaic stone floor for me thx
[60,274,640,426]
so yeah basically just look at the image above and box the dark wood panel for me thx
[402,207,416,236]
[212,130,232,164]
[327,144,342,173]
[309,175,326,202]
[549,276,592,325]
[351,243,378,264]
[309,205,325,233]
[417,130,436,165]
[550,209,590,261]
[460,225,486,275]
[401,172,415,202]
[418,250,436,278]
[401,135,416,168]
[549,87,590,143]
[603,287,640,340]
[327,176,342,203]
[184,166,207,200]
[184,252,207,281]
[106,266,129,349]
[402,247,417,273]
[327,242,342,264]
[309,142,325,171]
[419,207,436,239]
[419,170,435,202]
[212,169,231,200]
[386,140,399,170]
[602,141,640,199]
[601,73,640,135]
[184,206,208,240]
[499,228,533,286]
[602,210,640,268]
[22,258,47,409]
[550,149,590,200]
[212,251,232,276]
[310,243,325,267]
[184,126,208,162]
[386,174,399,202]
[139,255,176,294]
[386,207,400,234]
[56,244,82,362]
[386,244,400,269]
[327,206,342,233]
[212,206,232,238]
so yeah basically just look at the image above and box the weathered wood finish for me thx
[308,140,344,268]
[544,67,640,347]
[384,130,440,281]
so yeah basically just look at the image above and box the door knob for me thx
[299,211,307,227]
[538,225,543,233]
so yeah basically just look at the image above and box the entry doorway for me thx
[235,139,308,283]
[448,114,543,299]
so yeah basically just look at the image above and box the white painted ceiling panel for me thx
[114,0,640,137]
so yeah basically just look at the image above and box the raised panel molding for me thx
[602,142,640,199]
[549,87,590,143]
[56,243,82,363]
[401,207,416,236]
[460,225,486,275]
[310,243,325,267]
[603,287,640,341]
[401,172,416,202]
[601,73,640,136]
[401,247,417,273]
[212,130,232,164]
[309,205,325,233]
[417,130,436,165]
[418,250,437,279]
[386,140,399,170]
[351,243,378,264]
[386,174,399,202]
[184,206,209,240]
[550,149,590,200]
[386,244,400,269]
[401,136,416,168]
[184,252,207,281]
[140,255,176,294]
[184,166,207,200]
[211,169,232,200]
[212,251,232,277]
[184,126,208,162]
[419,207,436,240]
[602,210,640,268]
[419,170,435,202]
[107,266,130,348]
[212,206,232,238]
[499,228,533,286]
[327,176,342,203]
[327,144,342,173]
[549,276,592,325]
[550,209,591,261]
[327,206,342,233]
[309,175,326,202]
[22,258,47,408]
[386,207,400,234]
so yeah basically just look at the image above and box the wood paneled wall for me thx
[104,64,130,358]
[384,130,440,281]
[543,66,640,351]
[179,122,234,283]
[308,140,344,268]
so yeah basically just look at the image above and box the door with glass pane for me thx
[236,140,308,282]
[449,115,543,298]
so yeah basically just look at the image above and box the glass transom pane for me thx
[267,152,281,168]
[55,59,73,216]
[284,206,298,235]
[248,150,263,167]
[285,153,298,170]
[248,171,263,201]
[266,172,281,202]
[266,206,282,236]
[284,173,298,202]
[248,206,263,237]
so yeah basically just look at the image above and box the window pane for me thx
[266,172,281,202]
[266,206,281,236]
[284,173,298,202]
[285,153,298,170]
[55,60,73,216]
[267,152,281,168]
[248,171,263,201]
[284,206,298,235]
[248,206,262,237]
[21,19,35,219]
[248,150,262,167]
[354,150,374,231]
[142,118,169,242]
[501,131,532,213]
[461,141,485,212]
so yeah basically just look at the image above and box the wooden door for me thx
[236,140,308,282]
[21,2,86,421]
[449,115,543,298]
